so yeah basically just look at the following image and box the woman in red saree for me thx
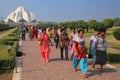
[38,28,52,62]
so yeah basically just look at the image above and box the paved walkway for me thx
[0,28,17,39]
[20,34,120,80]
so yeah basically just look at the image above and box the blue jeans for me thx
[91,46,96,61]
[54,38,59,48]
[72,54,88,74]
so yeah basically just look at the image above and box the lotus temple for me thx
[5,6,37,23]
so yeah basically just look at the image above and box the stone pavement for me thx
[20,34,120,80]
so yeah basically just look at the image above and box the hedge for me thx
[0,27,15,32]
[107,53,120,63]
[0,28,19,70]
[0,42,18,69]
[113,28,120,40]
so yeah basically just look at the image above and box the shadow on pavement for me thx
[50,58,64,62]
[88,68,118,77]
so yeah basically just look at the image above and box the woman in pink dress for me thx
[38,28,52,62]
[68,28,76,61]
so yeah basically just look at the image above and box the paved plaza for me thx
[15,34,120,80]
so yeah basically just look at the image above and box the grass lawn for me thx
[107,48,120,54]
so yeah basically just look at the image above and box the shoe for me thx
[69,60,71,62]
[61,57,63,60]
[66,58,69,61]
[46,61,49,63]
[92,63,95,68]
[42,59,46,62]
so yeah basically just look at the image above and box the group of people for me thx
[21,25,42,40]
[21,25,107,78]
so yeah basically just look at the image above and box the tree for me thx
[77,20,88,31]
[59,22,68,28]
[102,18,114,29]
[87,20,98,31]
[96,22,106,31]
[113,17,120,26]
[69,21,78,29]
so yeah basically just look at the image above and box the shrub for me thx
[107,54,120,62]
[0,42,18,69]
[3,41,14,46]
[9,33,16,37]
[0,28,19,70]
[113,28,120,40]
[0,26,15,32]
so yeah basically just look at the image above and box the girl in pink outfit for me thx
[68,28,76,61]
[38,28,52,62]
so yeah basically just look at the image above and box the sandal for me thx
[82,74,88,78]
[73,68,77,72]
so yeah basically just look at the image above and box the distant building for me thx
[5,6,36,23]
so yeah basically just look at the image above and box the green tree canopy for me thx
[87,19,98,30]
[96,22,106,31]
[113,17,120,26]
[102,18,114,29]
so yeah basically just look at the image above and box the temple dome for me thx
[5,6,36,23]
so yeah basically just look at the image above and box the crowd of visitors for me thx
[20,25,107,78]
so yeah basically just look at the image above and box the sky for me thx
[0,0,120,22]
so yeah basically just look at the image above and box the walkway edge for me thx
[106,64,116,68]
[12,40,22,80]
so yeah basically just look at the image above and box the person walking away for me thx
[28,26,32,40]
[90,32,98,66]
[21,26,26,41]
[35,27,38,39]
[72,29,88,78]
[32,27,36,39]
[38,28,52,62]
[94,30,107,72]
[54,33,59,48]
[59,27,69,60]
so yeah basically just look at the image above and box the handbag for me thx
[59,41,64,48]
[88,52,92,59]
[38,38,42,45]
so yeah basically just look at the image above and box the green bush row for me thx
[0,27,15,32]
[0,42,18,69]
[113,28,120,40]
[107,53,120,63]
[0,28,19,69]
